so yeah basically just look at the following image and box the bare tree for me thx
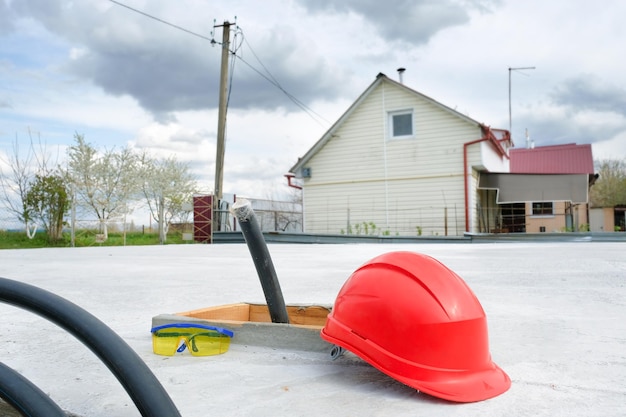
[0,130,54,238]
[261,185,303,232]
[67,133,139,239]
[139,153,197,244]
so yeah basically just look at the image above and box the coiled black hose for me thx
[0,361,66,417]
[0,277,181,417]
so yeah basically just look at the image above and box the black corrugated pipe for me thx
[230,199,290,324]
[0,362,67,417]
[0,277,182,417]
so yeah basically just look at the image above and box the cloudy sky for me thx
[1,0,625,200]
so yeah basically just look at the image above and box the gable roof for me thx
[509,143,594,174]
[289,73,485,174]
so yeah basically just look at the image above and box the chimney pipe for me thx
[397,67,406,83]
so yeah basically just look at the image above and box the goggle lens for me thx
[152,331,182,355]
[151,324,233,356]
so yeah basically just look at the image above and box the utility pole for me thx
[213,21,231,238]
[508,66,535,142]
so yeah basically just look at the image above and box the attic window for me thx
[389,110,414,139]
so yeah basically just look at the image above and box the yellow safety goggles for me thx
[151,323,234,356]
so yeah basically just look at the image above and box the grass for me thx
[0,229,195,249]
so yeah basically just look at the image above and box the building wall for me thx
[480,140,510,172]
[525,202,590,232]
[574,204,590,230]
[302,80,484,236]
[303,176,467,236]
[589,207,615,232]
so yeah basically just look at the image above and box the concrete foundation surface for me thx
[0,242,624,416]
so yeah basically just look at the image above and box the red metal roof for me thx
[509,143,594,174]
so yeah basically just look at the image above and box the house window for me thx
[389,110,413,139]
[532,202,553,216]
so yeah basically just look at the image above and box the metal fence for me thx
[0,206,600,239]
[1,218,153,234]
[475,204,590,234]
[0,216,14,231]
[211,198,303,234]
[215,208,303,233]
[298,204,593,236]
[303,205,466,237]
[1,207,303,241]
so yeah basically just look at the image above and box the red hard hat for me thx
[321,251,510,402]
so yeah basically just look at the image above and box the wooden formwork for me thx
[177,303,330,328]
[152,303,333,352]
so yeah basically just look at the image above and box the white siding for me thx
[464,142,483,232]
[302,80,486,236]
[481,141,510,172]
[304,175,467,236]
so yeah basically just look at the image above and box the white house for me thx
[287,72,512,236]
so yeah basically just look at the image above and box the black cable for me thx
[0,362,66,417]
[0,277,182,417]
[230,201,289,323]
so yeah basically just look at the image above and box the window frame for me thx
[531,201,554,217]
[388,109,414,140]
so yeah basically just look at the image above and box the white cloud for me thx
[2,0,626,204]
[68,46,87,60]
[592,131,626,161]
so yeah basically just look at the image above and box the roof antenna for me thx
[397,67,406,84]
[525,128,534,149]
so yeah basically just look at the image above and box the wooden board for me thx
[176,303,330,328]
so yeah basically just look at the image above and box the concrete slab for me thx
[0,242,625,416]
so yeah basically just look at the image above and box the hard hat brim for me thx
[321,322,511,403]
[390,358,512,403]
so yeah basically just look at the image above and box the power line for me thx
[235,53,330,127]
[242,36,282,91]
[225,22,243,110]
[108,0,212,41]
[109,0,330,127]
[238,33,330,127]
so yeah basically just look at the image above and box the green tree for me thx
[67,133,139,239]
[139,153,197,244]
[24,173,69,242]
[590,159,626,207]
